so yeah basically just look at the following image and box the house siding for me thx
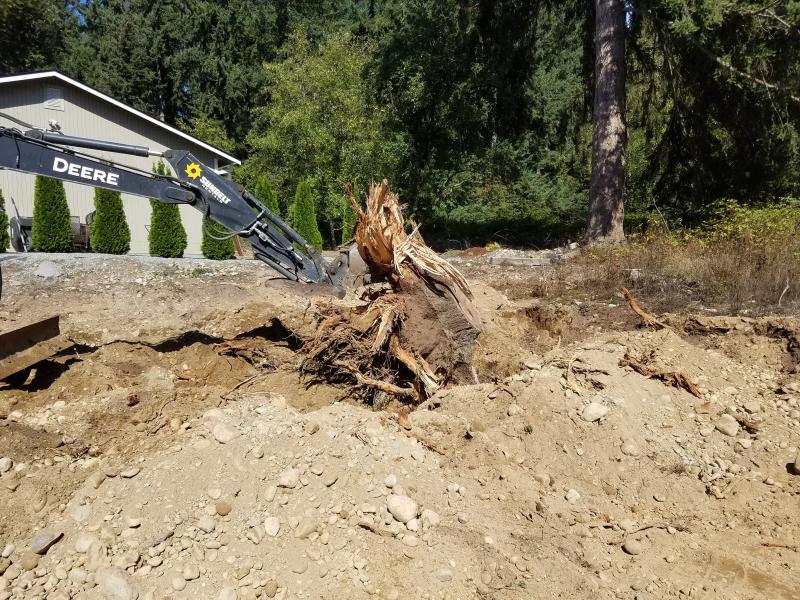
[0,78,232,256]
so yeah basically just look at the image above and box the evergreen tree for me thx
[32,176,73,253]
[148,161,187,258]
[290,179,324,251]
[341,184,359,245]
[201,219,236,260]
[90,188,130,254]
[0,189,9,252]
[254,176,281,217]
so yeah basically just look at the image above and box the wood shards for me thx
[620,350,702,398]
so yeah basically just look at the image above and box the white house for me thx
[0,71,240,255]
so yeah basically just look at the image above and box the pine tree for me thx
[201,219,236,260]
[290,179,324,251]
[32,176,72,252]
[341,184,359,245]
[90,188,130,254]
[254,176,281,217]
[148,160,187,258]
[0,189,9,252]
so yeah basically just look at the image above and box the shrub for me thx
[201,219,236,260]
[341,184,359,245]
[0,189,9,252]
[290,179,323,251]
[254,176,281,217]
[148,160,187,258]
[32,176,72,252]
[90,187,130,254]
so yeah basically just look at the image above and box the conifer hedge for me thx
[254,176,280,217]
[291,179,323,252]
[0,189,9,252]
[201,218,236,260]
[90,187,130,254]
[32,176,72,252]
[148,160,187,258]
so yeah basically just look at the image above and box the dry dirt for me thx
[0,252,798,600]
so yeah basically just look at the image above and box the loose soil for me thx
[0,252,798,600]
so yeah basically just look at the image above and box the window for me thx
[44,86,64,111]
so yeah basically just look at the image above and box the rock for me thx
[278,468,300,489]
[215,501,232,516]
[304,421,320,435]
[183,565,200,580]
[74,532,100,553]
[294,519,317,539]
[1,544,13,558]
[622,540,643,555]
[0,458,12,473]
[119,467,141,478]
[507,404,522,416]
[533,472,551,487]
[31,530,63,555]
[264,517,280,537]
[263,580,279,598]
[264,485,277,501]
[715,414,739,437]
[421,509,441,528]
[96,566,139,600]
[34,261,62,279]
[387,494,418,524]
[87,471,107,489]
[289,558,308,574]
[435,568,453,582]
[384,474,397,488]
[743,401,761,414]
[172,575,187,591]
[19,552,39,570]
[125,516,142,528]
[565,489,580,504]
[197,515,216,533]
[323,472,339,487]
[581,402,609,422]
[0,558,9,575]
[212,422,239,444]
[219,586,238,600]
[620,441,640,457]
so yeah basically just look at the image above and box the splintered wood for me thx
[301,180,481,405]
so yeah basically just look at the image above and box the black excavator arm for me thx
[0,123,347,288]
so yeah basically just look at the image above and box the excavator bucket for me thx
[0,316,72,382]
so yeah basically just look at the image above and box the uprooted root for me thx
[300,293,439,405]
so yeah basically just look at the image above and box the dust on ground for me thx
[0,252,798,600]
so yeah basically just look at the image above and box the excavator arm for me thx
[0,123,346,287]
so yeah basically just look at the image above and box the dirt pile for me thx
[0,254,798,599]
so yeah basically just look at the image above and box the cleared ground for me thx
[0,252,798,600]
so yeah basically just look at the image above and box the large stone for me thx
[386,494,418,524]
[715,414,739,437]
[31,530,63,555]
[278,468,300,489]
[212,422,239,444]
[0,457,12,473]
[264,517,280,537]
[96,566,139,600]
[34,261,62,279]
[581,402,609,422]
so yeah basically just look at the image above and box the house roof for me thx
[0,71,240,166]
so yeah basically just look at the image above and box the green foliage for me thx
[32,176,72,253]
[178,114,235,154]
[291,179,324,251]
[0,189,9,253]
[201,219,236,260]
[243,30,398,245]
[148,161,187,258]
[341,184,359,245]
[90,188,130,254]
[254,177,281,217]
[0,0,71,73]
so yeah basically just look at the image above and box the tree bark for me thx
[586,0,627,243]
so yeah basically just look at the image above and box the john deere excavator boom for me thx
[0,122,345,286]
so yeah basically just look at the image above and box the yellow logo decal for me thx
[185,162,202,179]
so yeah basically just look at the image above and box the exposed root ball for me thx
[300,180,482,404]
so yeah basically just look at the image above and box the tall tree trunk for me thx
[586,0,626,243]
